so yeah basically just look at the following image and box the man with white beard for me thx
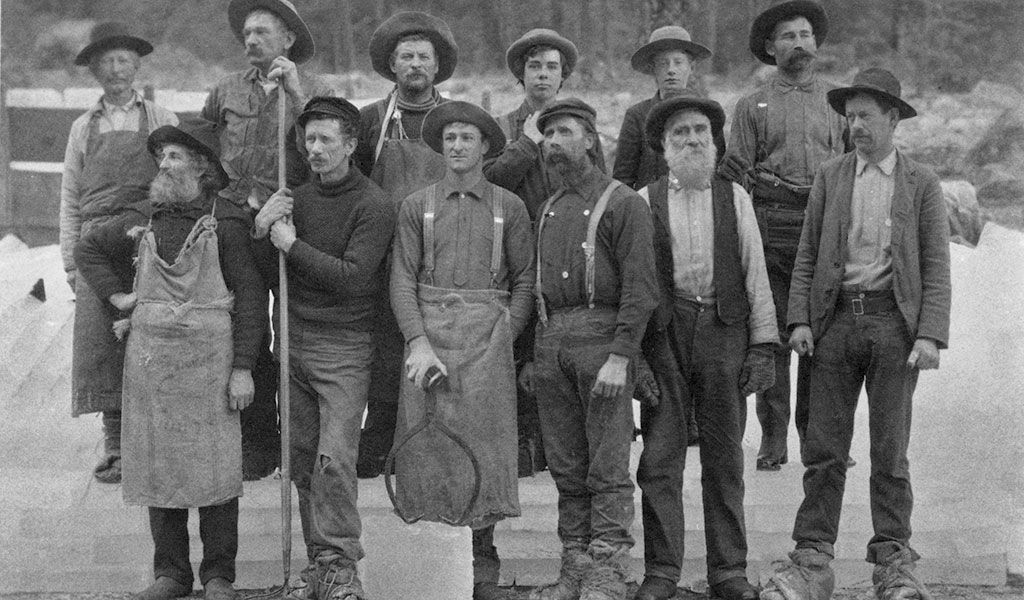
[634,97,777,600]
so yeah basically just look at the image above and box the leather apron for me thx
[392,185,520,529]
[369,92,446,207]
[121,207,242,508]
[72,107,157,416]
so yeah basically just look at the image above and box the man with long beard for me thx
[75,119,266,600]
[635,97,777,600]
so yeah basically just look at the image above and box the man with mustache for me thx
[760,68,949,600]
[60,22,178,484]
[253,97,395,600]
[200,0,329,481]
[530,98,658,600]
[719,1,849,472]
[634,97,777,600]
[75,119,266,600]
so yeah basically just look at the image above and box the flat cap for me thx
[297,96,361,128]
[536,97,597,133]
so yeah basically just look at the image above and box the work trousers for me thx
[473,525,501,584]
[358,310,403,467]
[793,306,919,564]
[102,410,121,455]
[637,297,749,585]
[533,307,636,551]
[287,319,373,565]
[148,498,238,588]
[240,331,280,460]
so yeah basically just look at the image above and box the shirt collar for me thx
[855,147,898,176]
[245,66,279,93]
[96,90,141,115]
[440,174,490,201]
[773,74,817,94]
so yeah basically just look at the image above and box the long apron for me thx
[72,108,157,416]
[369,92,447,207]
[121,210,242,508]
[391,185,520,530]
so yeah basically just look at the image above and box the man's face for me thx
[304,119,357,181]
[151,143,204,204]
[845,94,897,159]
[523,48,563,106]
[652,50,693,97]
[91,48,139,98]
[442,122,489,175]
[766,16,817,73]
[390,39,439,94]
[542,115,593,176]
[662,109,716,189]
[243,10,295,70]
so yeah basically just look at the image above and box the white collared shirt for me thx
[843,148,897,290]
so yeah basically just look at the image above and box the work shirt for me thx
[60,90,178,271]
[640,175,778,345]
[391,175,536,343]
[537,166,658,357]
[728,75,847,187]
[844,149,898,291]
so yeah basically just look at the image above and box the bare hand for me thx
[228,368,255,411]
[591,353,630,401]
[267,56,301,97]
[254,188,293,238]
[109,291,137,312]
[270,219,297,253]
[406,337,448,390]
[523,111,544,145]
[718,152,753,186]
[517,361,535,394]
[906,338,940,370]
[789,325,814,357]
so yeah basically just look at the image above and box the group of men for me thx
[60,1,950,600]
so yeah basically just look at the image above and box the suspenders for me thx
[422,184,504,288]
[535,180,622,325]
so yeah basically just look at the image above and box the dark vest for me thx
[650,176,750,325]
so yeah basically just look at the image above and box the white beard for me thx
[149,166,201,206]
[665,142,716,191]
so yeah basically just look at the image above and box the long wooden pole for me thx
[277,84,292,592]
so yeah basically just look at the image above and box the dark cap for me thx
[644,95,726,153]
[827,68,917,120]
[505,28,579,81]
[536,97,597,133]
[420,101,506,159]
[297,96,361,129]
[147,118,229,189]
[75,22,153,66]
[749,0,828,65]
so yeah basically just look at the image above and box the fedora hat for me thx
[147,118,230,189]
[228,0,315,64]
[749,0,828,65]
[75,22,153,66]
[369,12,458,84]
[630,26,712,74]
[420,101,506,159]
[644,94,726,153]
[505,28,579,81]
[827,68,917,120]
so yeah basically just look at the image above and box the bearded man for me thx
[75,119,266,600]
[635,97,777,600]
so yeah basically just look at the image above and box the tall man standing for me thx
[634,97,777,600]
[254,97,395,600]
[61,22,178,484]
[201,0,328,480]
[530,98,658,600]
[352,11,459,478]
[761,68,949,600]
[390,101,534,600]
[719,0,849,471]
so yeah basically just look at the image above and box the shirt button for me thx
[583,209,591,216]
[562,271,569,279]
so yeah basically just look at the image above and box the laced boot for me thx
[316,558,367,600]
[529,546,593,600]
[760,548,834,600]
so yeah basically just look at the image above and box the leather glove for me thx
[739,343,776,396]
[717,152,752,185]
[635,355,661,407]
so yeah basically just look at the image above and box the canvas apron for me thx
[121,208,242,508]
[72,108,157,416]
[369,91,447,206]
[391,185,520,530]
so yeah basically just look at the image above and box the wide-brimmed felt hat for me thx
[147,118,229,189]
[536,97,597,133]
[369,11,458,84]
[506,28,579,81]
[827,68,917,120]
[749,0,828,65]
[630,26,711,74]
[421,101,506,159]
[228,0,315,64]
[645,95,726,153]
[75,22,153,66]
[297,96,361,129]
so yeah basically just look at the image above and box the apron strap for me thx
[583,181,621,309]
[534,189,564,326]
[422,183,439,286]
[374,90,401,163]
[489,186,503,288]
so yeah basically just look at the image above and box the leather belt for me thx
[837,291,898,315]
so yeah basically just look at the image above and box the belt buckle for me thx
[851,298,864,315]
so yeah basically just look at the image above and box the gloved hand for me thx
[717,152,752,185]
[635,355,661,407]
[739,343,776,396]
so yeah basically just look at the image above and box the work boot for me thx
[529,546,593,600]
[204,577,239,600]
[93,454,122,484]
[872,548,933,600]
[710,576,758,600]
[579,543,628,600]
[474,581,512,600]
[760,549,834,600]
[634,575,678,600]
[132,576,191,600]
[316,559,366,600]
[286,562,318,600]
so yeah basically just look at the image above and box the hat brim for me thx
[147,126,230,189]
[75,35,153,66]
[827,86,917,120]
[369,12,458,84]
[644,96,726,153]
[420,102,506,160]
[228,0,315,64]
[630,38,712,74]
[749,0,828,65]
[505,31,579,80]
